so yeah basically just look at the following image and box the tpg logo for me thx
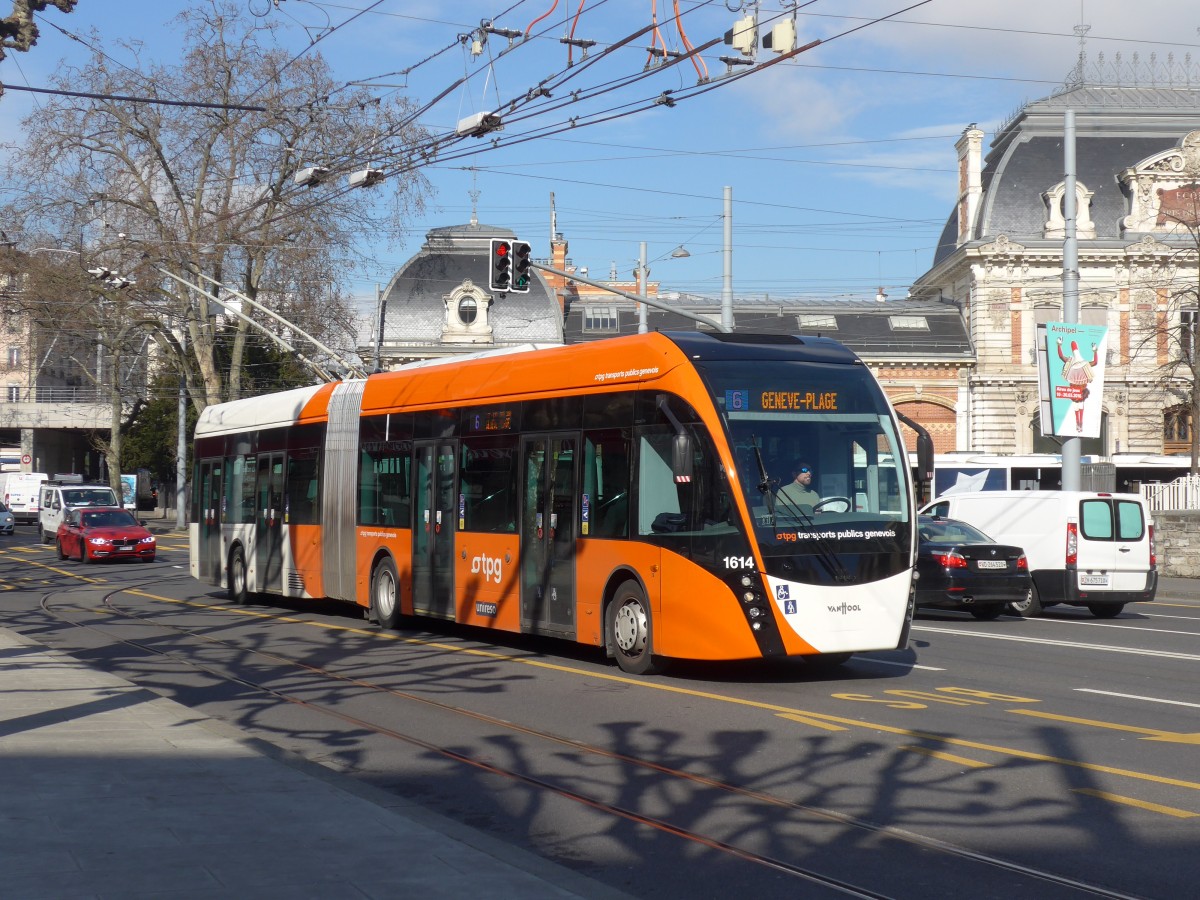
[471,554,503,584]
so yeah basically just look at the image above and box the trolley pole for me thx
[722,185,733,331]
[638,241,648,334]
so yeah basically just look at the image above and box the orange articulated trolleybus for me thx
[190,331,920,675]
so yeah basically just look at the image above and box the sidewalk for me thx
[1156,575,1200,600]
[0,628,628,899]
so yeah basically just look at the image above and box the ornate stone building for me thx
[914,67,1200,458]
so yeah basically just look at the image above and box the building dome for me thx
[933,81,1200,267]
[374,221,563,365]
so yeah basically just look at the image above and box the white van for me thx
[920,490,1157,618]
[39,481,120,544]
[4,472,48,525]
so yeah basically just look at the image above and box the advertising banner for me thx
[1037,322,1108,438]
[119,473,137,511]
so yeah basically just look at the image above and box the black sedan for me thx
[915,515,1031,620]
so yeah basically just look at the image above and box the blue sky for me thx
[1,1,1195,318]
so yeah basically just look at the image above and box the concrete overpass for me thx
[0,398,114,478]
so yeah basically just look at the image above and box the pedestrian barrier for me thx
[1140,473,1200,511]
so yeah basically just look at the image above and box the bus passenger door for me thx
[255,453,285,593]
[198,460,223,584]
[520,435,577,636]
[413,441,456,618]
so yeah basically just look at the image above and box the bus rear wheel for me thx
[607,582,661,676]
[1088,603,1125,619]
[228,546,248,604]
[371,557,403,630]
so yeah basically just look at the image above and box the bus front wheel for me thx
[607,582,661,676]
[228,547,248,605]
[372,557,403,630]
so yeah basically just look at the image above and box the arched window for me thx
[458,296,477,325]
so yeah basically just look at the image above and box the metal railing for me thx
[2,386,108,404]
[1140,473,1200,511]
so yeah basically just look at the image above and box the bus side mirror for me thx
[916,431,934,484]
[671,434,694,484]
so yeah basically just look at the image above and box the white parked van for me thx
[39,481,120,544]
[920,490,1156,618]
[3,472,48,525]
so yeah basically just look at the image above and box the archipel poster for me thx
[1042,321,1109,438]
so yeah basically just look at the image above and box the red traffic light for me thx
[489,239,512,291]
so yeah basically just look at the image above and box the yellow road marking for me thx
[15,558,104,584]
[901,745,991,769]
[1072,788,1197,818]
[776,712,847,731]
[1010,709,1200,744]
[120,588,1200,793]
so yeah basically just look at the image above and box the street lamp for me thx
[670,245,691,258]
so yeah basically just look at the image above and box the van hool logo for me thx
[471,554,503,584]
[827,601,863,615]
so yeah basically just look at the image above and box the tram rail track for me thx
[36,582,1147,900]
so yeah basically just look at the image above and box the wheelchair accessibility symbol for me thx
[775,585,797,615]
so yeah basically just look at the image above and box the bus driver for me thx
[777,461,821,514]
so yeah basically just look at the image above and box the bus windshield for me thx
[698,358,911,568]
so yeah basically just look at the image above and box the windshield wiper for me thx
[750,437,776,515]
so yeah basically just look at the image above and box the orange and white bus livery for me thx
[190,331,920,675]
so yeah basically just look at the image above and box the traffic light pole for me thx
[528,260,731,333]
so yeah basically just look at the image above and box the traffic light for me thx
[511,241,532,293]
[723,14,757,56]
[489,238,511,292]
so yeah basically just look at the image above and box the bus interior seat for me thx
[597,492,628,537]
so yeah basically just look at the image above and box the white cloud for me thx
[730,66,866,140]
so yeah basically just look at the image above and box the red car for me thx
[56,506,156,563]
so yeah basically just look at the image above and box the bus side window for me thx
[636,431,682,535]
[286,449,319,525]
[584,429,630,539]
[459,436,517,532]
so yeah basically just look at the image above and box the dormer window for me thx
[797,314,838,330]
[442,281,493,344]
[458,296,478,325]
[1044,180,1096,239]
[889,315,929,331]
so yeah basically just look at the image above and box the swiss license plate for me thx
[1080,573,1110,586]
[975,559,1007,570]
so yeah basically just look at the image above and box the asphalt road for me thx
[2,526,1197,899]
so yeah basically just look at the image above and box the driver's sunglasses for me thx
[799,467,812,474]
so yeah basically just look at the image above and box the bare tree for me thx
[3,0,428,411]
[0,1,77,99]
